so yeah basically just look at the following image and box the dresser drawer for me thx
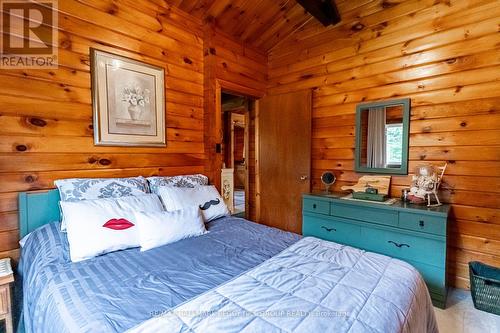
[303,198,330,215]
[303,215,361,247]
[0,285,8,315]
[399,212,446,236]
[360,227,445,268]
[408,260,446,295]
[331,202,398,227]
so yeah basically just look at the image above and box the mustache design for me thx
[199,198,220,210]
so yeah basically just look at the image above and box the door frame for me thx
[215,79,264,220]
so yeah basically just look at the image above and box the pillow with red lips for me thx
[60,194,164,262]
[55,176,150,232]
[102,218,135,230]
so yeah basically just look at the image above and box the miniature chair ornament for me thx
[408,163,447,207]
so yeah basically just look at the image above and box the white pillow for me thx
[158,185,230,222]
[61,194,163,262]
[113,194,164,212]
[134,208,206,251]
[56,176,150,231]
[60,192,164,231]
[19,232,31,248]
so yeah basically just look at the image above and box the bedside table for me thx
[0,270,14,333]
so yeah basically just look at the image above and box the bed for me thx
[18,190,438,333]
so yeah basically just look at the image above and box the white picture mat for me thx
[92,49,166,146]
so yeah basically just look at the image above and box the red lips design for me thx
[103,218,134,230]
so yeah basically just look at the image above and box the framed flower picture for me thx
[91,49,166,146]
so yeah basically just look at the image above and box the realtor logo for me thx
[1,0,58,68]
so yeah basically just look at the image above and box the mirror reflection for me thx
[359,104,404,169]
[355,98,410,175]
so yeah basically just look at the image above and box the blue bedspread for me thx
[19,217,300,333]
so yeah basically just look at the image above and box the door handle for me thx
[388,240,410,248]
[300,175,309,181]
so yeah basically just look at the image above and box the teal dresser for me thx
[302,193,450,308]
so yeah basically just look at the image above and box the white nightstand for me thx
[0,258,13,333]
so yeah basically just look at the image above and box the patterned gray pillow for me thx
[55,176,150,202]
[147,174,208,194]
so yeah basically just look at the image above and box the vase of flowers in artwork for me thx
[121,85,150,121]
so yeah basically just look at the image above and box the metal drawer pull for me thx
[419,220,425,227]
[313,204,317,209]
[388,241,410,248]
[321,226,336,232]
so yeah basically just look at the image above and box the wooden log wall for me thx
[0,1,267,262]
[268,0,500,289]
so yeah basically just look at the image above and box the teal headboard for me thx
[18,190,61,238]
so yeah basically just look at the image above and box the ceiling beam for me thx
[296,0,340,26]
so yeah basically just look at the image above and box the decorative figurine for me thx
[407,163,447,207]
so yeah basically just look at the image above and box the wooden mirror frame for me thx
[354,98,410,175]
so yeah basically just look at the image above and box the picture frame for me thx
[90,48,166,147]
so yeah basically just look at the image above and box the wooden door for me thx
[258,90,312,234]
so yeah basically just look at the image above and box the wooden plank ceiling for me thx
[166,0,349,51]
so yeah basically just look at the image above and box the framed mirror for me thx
[355,98,410,175]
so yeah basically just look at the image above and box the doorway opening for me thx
[221,92,254,219]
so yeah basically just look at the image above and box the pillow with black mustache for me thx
[158,185,230,222]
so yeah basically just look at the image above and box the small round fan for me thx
[321,171,336,194]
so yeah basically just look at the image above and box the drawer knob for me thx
[321,226,336,232]
[388,240,410,248]
[313,204,317,209]
[419,220,425,227]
